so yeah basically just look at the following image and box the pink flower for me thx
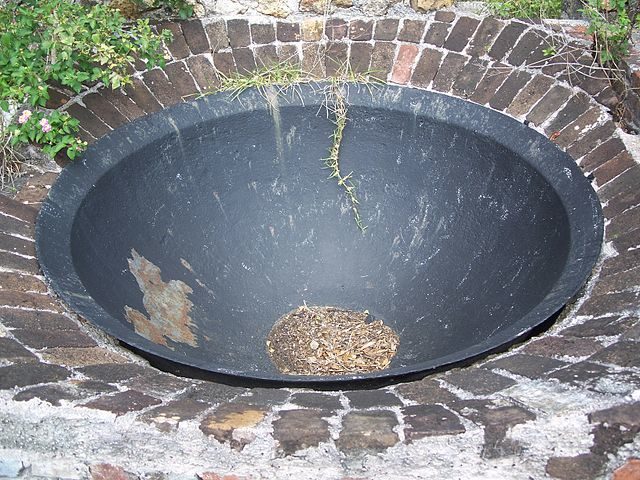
[18,110,31,124]
[39,118,52,133]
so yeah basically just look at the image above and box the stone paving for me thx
[0,11,639,480]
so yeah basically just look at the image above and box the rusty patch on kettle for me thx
[124,249,197,348]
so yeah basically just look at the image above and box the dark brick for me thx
[0,252,38,274]
[476,405,536,427]
[12,172,58,206]
[444,16,480,52]
[526,85,572,126]
[76,127,96,144]
[349,43,373,74]
[0,271,45,293]
[336,411,399,453]
[398,19,426,43]
[273,409,331,455]
[581,137,627,172]
[186,56,220,92]
[373,19,399,41]
[589,341,640,368]
[565,121,616,161]
[452,58,487,99]
[489,70,532,111]
[604,185,640,218]
[205,20,229,52]
[607,205,640,241]
[326,18,348,40]
[75,380,119,394]
[612,227,640,252]
[593,267,640,297]
[83,390,161,415]
[402,404,465,441]
[344,390,402,409]
[589,401,640,427]
[89,464,137,480]
[0,291,61,312]
[470,64,511,105]
[445,368,516,395]
[424,22,451,48]
[78,363,148,383]
[11,328,96,349]
[395,378,458,404]
[523,36,554,67]
[0,337,37,363]
[277,44,300,66]
[227,19,251,48]
[232,48,257,75]
[0,214,34,239]
[13,384,81,405]
[523,335,602,358]
[488,22,527,61]
[83,93,128,130]
[181,20,209,55]
[545,93,591,135]
[349,19,373,41]
[213,51,236,77]
[553,108,605,149]
[98,88,145,122]
[598,165,640,203]
[325,42,348,77]
[0,309,78,330]
[254,45,279,68]
[276,22,300,42]
[432,52,467,92]
[200,402,267,450]
[593,151,635,188]
[302,43,326,78]
[370,42,397,81]
[508,30,544,66]
[124,373,191,396]
[40,347,128,368]
[237,387,290,407]
[142,398,209,431]
[164,62,200,101]
[123,78,162,115]
[410,48,442,89]
[45,87,70,109]
[0,233,35,257]
[468,17,505,58]
[0,363,70,389]
[66,103,110,138]
[180,381,245,404]
[484,353,568,378]
[600,248,640,278]
[547,361,610,386]
[142,69,181,107]
[562,315,636,338]
[578,291,640,317]
[435,11,456,22]
[0,196,37,224]
[546,454,606,480]
[251,23,276,44]
[290,392,342,411]
[157,22,190,60]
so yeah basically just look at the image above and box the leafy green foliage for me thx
[582,0,635,63]
[486,0,562,19]
[0,0,171,159]
[130,0,195,20]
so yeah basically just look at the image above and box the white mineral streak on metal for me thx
[265,86,285,164]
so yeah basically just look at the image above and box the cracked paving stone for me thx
[444,368,516,395]
[13,384,82,405]
[200,403,267,450]
[344,390,402,408]
[402,404,465,442]
[289,392,342,411]
[81,390,161,415]
[142,398,210,432]
[0,363,71,389]
[336,410,399,453]
[272,409,331,455]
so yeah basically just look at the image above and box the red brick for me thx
[593,151,635,187]
[90,464,137,480]
[390,44,419,85]
[0,196,37,224]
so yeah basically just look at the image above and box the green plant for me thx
[129,0,195,19]
[0,0,171,164]
[581,0,637,63]
[486,0,562,19]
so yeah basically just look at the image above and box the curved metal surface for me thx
[36,84,604,383]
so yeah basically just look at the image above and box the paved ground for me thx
[1,11,639,480]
